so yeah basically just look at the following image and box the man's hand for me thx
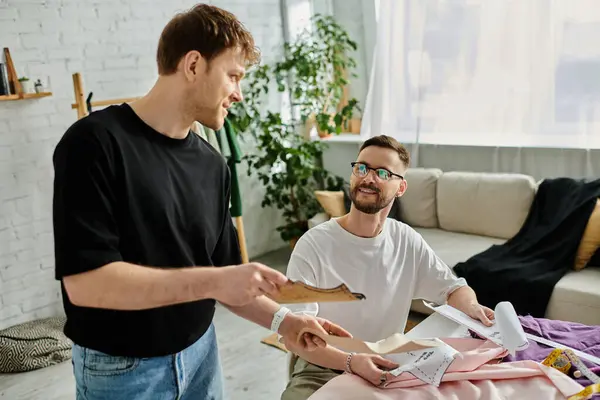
[350,353,399,387]
[278,313,352,353]
[464,302,495,326]
[211,263,289,307]
[447,286,495,326]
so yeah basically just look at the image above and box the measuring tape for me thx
[543,348,572,374]
[568,384,600,400]
[564,349,600,385]
[542,348,600,400]
[564,349,600,400]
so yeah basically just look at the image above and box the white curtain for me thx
[362,0,600,159]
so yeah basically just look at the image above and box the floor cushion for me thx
[0,316,72,373]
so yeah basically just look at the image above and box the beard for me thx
[350,183,395,214]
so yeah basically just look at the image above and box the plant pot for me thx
[305,113,335,139]
[317,129,332,139]
[20,80,34,94]
[289,237,299,249]
[317,114,335,138]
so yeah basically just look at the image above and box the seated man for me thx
[280,135,495,400]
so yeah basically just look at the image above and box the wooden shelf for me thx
[0,48,52,103]
[0,92,52,101]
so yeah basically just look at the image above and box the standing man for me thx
[52,4,349,400]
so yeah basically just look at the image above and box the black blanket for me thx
[453,177,600,318]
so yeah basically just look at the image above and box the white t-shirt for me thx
[285,218,467,342]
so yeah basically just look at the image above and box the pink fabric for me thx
[309,338,585,400]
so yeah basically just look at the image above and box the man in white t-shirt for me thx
[280,135,495,400]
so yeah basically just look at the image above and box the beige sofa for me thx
[309,168,600,326]
[400,168,600,326]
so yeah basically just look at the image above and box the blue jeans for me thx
[71,323,223,400]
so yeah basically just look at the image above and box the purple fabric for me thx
[471,315,600,390]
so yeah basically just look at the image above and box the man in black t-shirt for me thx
[52,4,349,400]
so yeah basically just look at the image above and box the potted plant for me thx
[229,14,359,246]
[244,115,345,246]
[274,14,361,138]
[18,77,33,94]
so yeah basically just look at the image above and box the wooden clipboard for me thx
[268,281,366,304]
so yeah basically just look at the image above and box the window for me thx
[281,0,315,125]
[285,0,314,40]
[363,0,600,148]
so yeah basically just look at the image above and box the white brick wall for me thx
[0,0,285,330]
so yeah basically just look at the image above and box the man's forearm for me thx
[224,297,350,370]
[294,344,350,371]
[222,295,280,329]
[447,285,478,309]
[63,261,220,310]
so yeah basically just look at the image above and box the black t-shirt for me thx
[52,103,241,358]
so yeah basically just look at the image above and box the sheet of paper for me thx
[268,281,366,304]
[298,328,442,355]
[424,301,528,356]
[385,338,459,386]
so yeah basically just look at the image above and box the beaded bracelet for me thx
[345,352,356,374]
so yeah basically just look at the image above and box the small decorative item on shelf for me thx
[18,77,33,93]
[0,63,8,96]
[34,79,43,93]
[348,118,362,134]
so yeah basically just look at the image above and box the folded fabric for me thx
[216,126,230,158]
[221,118,243,218]
[502,315,600,388]
[223,118,242,162]
[309,337,584,400]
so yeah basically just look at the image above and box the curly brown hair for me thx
[156,3,261,75]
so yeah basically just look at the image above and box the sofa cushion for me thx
[400,168,443,228]
[410,227,505,315]
[437,172,537,239]
[413,227,506,268]
[545,267,600,326]
[314,190,346,217]
[574,199,600,271]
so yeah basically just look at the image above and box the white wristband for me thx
[271,306,291,333]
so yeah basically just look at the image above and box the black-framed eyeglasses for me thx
[351,162,404,181]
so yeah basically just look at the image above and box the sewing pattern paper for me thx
[385,338,459,386]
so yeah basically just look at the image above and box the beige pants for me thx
[281,354,343,400]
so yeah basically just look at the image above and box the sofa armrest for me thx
[308,212,330,229]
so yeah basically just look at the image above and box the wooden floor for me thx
[0,247,425,400]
